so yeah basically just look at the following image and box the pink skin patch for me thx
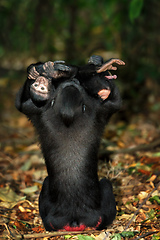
[94,216,102,229]
[50,222,55,230]
[49,217,102,231]
[50,222,86,231]
[63,224,86,231]
[98,89,111,100]
[105,75,117,79]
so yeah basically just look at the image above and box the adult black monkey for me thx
[15,56,125,231]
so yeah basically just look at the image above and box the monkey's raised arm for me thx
[45,55,125,83]
[25,61,77,104]
[75,55,125,80]
[72,56,124,99]
[16,60,78,115]
[49,55,125,101]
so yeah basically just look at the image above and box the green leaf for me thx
[111,233,122,240]
[77,235,95,240]
[129,0,144,23]
[149,196,160,205]
[21,159,32,171]
[151,103,160,111]
[21,185,38,195]
[146,209,156,219]
[152,233,160,240]
[64,235,72,239]
[121,231,138,237]
[152,152,160,157]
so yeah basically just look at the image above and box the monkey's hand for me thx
[53,60,70,72]
[42,61,77,79]
[97,59,125,73]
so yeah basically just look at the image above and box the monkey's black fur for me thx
[15,56,121,231]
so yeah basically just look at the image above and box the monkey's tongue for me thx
[105,75,117,79]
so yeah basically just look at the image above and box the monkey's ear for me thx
[98,89,111,100]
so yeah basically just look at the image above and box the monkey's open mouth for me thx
[35,92,48,97]
[105,75,117,80]
[34,90,48,95]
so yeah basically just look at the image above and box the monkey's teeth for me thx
[105,75,117,79]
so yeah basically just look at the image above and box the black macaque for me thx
[15,55,125,231]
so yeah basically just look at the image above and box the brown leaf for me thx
[32,226,44,233]
[16,207,34,221]
[0,186,25,208]
[14,220,27,231]
[138,169,151,176]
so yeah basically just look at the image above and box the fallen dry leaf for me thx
[0,186,26,208]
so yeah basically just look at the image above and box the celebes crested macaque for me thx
[15,55,125,231]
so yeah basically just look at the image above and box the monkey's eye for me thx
[51,99,55,107]
[82,104,86,113]
[72,79,80,85]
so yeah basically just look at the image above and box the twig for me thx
[3,223,16,239]
[3,223,11,236]
[124,181,160,231]
[1,214,37,227]
[116,138,160,154]
[12,229,100,239]
[0,137,37,149]
[99,138,160,158]
[133,231,159,240]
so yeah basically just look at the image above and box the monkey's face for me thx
[51,79,91,127]
[30,76,51,102]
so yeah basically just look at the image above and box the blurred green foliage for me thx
[0,0,159,83]
[129,0,144,23]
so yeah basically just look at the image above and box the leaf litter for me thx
[0,78,160,240]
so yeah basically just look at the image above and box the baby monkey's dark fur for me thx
[15,56,124,231]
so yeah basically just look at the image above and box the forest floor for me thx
[0,71,160,240]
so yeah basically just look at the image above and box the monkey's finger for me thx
[97,59,125,73]
[107,66,117,71]
[107,59,125,66]
[97,62,111,73]
[28,66,39,79]
[113,59,125,65]
[54,64,70,72]
[105,75,117,80]
[43,61,69,73]
[54,60,65,64]
[43,61,54,72]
